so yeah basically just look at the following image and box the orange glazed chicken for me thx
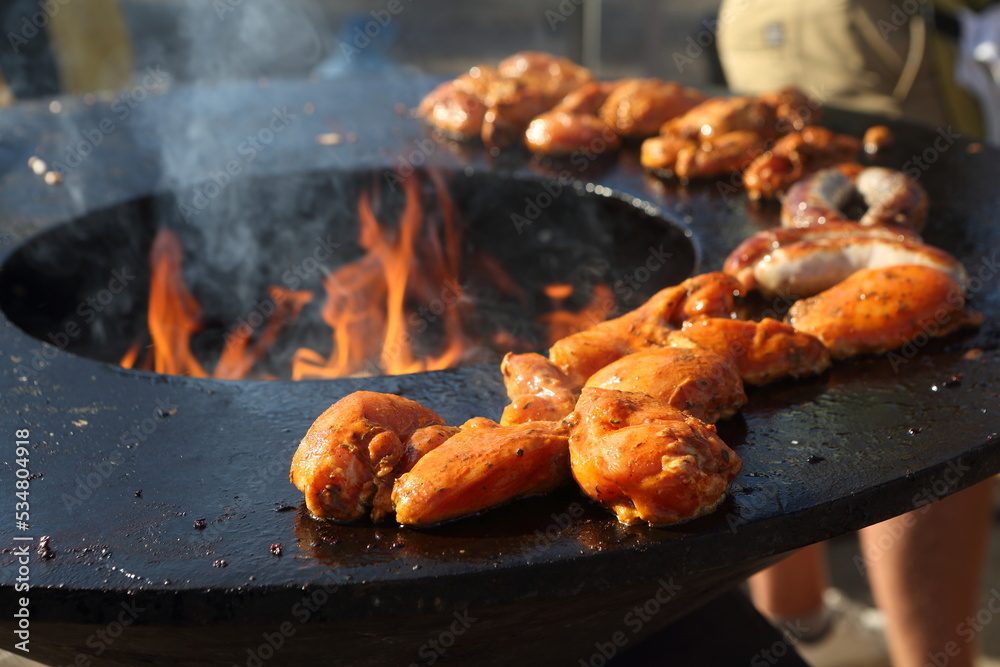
[787,265,982,359]
[567,388,742,526]
[547,271,742,385]
[393,418,570,526]
[671,317,831,386]
[584,347,746,424]
[290,391,445,522]
[500,351,577,426]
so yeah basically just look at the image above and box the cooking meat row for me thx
[291,65,981,530]
[417,51,904,202]
[291,223,978,531]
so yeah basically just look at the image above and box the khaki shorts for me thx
[717,0,954,128]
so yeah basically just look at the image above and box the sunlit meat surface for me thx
[742,126,862,200]
[584,346,746,424]
[787,265,982,359]
[290,391,446,522]
[742,236,969,299]
[393,418,571,526]
[660,95,778,140]
[723,221,921,295]
[671,317,831,385]
[523,111,620,156]
[500,352,577,426]
[548,272,742,386]
[567,388,741,526]
[599,78,706,139]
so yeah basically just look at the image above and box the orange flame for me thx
[146,229,208,377]
[121,173,615,380]
[124,230,312,379]
[292,172,470,379]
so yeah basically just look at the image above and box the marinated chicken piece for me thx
[745,236,969,299]
[671,317,831,385]
[548,327,637,388]
[567,388,741,526]
[743,126,862,200]
[600,78,706,139]
[524,111,621,155]
[672,271,744,321]
[782,166,928,231]
[584,347,746,424]
[756,86,820,132]
[500,352,577,425]
[640,133,698,172]
[548,272,743,385]
[724,222,921,292]
[787,265,983,359]
[550,80,618,116]
[863,125,893,154]
[480,52,593,148]
[481,78,559,149]
[396,424,461,474]
[661,95,778,140]
[673,130,769,179]
[454,64,500,100]
[417,79,488,140]
[496,51,592,101]
[290,391,445,521]
[393,418,571,526]
[371,424,460,520]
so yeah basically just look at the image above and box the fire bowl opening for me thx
[0,168,695,380]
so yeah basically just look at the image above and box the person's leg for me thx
[749,543,829,621]
[859,478,996,667]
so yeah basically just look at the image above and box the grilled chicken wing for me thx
[523,111,620,155]
[600,78,706,139]
[550,80,618,115]
[417,79,489,140]
[371,424,460,520]
[567,388,741,526]
[756,85,819,132]
[671,317,831,385]
[673,130,769,179]
[496,51,592,100]
[743,126,862,200]
[481,51,593,148]
[640,133,698,172]
[548,272,742,385]
[500,352,577,425]
[661,95,778,140]
[393,418,571,526]
[584,347,746,424]
[290,391,446,521]
[787,265,982,359]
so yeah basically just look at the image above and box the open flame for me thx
[291,173,470,379]
[121,173,615,380]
